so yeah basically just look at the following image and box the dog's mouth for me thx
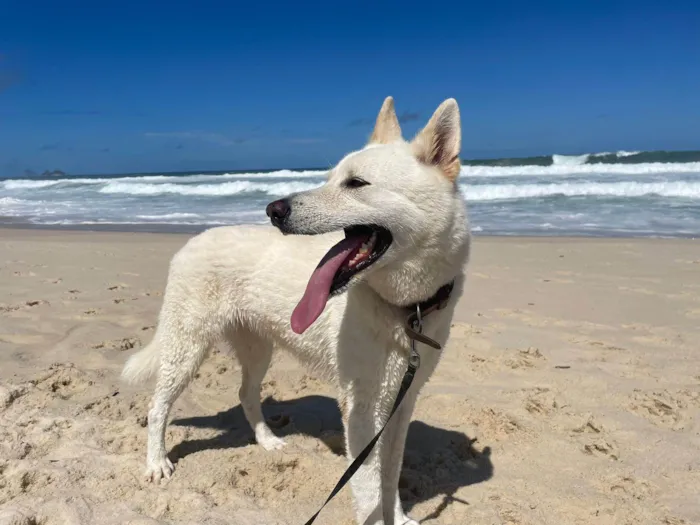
[291,225,392,334]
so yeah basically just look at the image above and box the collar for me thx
[406,279,455,318]
[403,279,456,350]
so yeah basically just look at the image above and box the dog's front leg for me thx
[343,381,390,525]
[381,388,420,525]
[380,349,440,525]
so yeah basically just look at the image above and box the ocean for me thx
[2,150,700,238]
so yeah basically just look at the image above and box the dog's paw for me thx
[144,456,174,483]
[258,433,287,451]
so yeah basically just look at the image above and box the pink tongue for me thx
[291,236,366,334]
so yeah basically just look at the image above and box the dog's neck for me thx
[363,211,470,312]
[362,260,464,313]
[364,240,469,310]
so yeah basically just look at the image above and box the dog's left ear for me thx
[369,96,402,145]
[411,98,461,182]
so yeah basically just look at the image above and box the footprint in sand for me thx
[606,474,654,502]
[0,384,29,410]
[83,390,150,422]
[572,416,619,460]
[65,289,81,300]
[17,363,95,401]
[472,407,525,441]
[1,300,49,312]
[522,387,560,416]
[627,389,699,431]
[0,466,57,504]
[583,438,619,460]
[91,337,141,352]
[0,505,40,525]
[505,347,545,370]
[0,304,21,313]
[25,300,49,307]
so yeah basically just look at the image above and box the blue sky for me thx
[1,0,699,176]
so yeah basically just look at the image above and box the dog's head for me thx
[267,97,471,334]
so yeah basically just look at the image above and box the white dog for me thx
[122,96,471,525]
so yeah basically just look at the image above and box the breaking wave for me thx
[461,181,700,201]
[98,180,321,196]
[460,161,700,177]
[2,149,700,237]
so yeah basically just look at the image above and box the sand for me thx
[1,228,699,525]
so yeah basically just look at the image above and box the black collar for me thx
[402,279,455,350]
[406,279,455,317]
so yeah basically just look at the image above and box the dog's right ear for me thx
[368,96,402,145]
[411,98,461,182]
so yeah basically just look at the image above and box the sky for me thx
[1,0,699,177]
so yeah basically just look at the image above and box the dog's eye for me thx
[345,177,370,188]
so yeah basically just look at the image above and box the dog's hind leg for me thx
[145,327,212,483]
[227,328,286,451]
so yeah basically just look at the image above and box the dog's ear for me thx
[368,96,402,145]
[411,98,461,182]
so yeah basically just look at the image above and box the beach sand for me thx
[1,228,698,525]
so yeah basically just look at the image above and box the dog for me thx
[121,96,471,525]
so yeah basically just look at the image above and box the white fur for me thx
[121,97,471,525]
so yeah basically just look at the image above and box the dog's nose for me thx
[266,198,291,228]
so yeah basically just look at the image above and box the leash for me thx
[302,281,454,525]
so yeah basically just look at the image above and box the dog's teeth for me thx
[347,234,381,269]
[348,253,362,267]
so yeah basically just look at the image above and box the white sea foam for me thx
[98,180,322,196]
[0,197,28,205]
[461,161,700,177]
[0,169,326,191]
[2,180,65,189]
[553,151,640,164]
[2,158,700,237]
[3,163,699,192]
[460,181,700,201]
[134,213,203,220]
[552,154,590,166]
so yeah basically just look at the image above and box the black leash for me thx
[302,342,420,525]
[303,281,454,525]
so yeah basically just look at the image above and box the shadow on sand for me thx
[171,394,493,520]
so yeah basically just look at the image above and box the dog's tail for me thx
[121,339,160,385]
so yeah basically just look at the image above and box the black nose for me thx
[266,198,291,228]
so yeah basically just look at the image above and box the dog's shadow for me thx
[171,395,493,519]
